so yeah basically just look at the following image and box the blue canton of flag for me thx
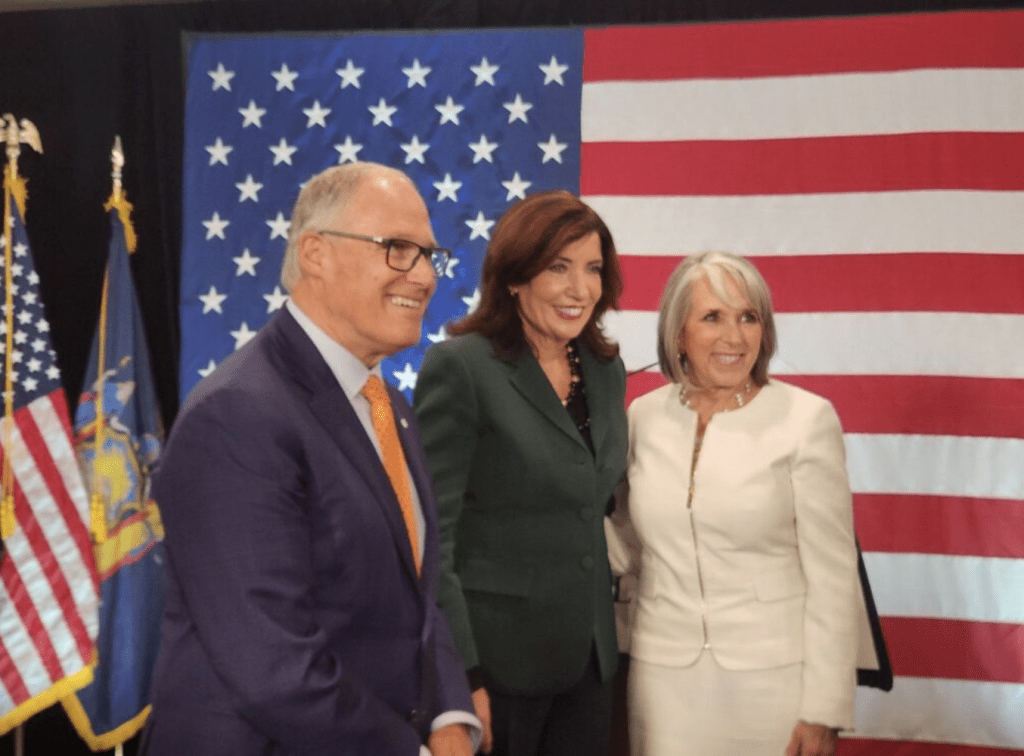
[180,29,583,401]
[62,201,165,749]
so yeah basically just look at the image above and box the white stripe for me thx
[773,312,1024,378]
[582,192,1024,256]
[0,561,54,703]
[846,433,1024,501]
[29,397,90,519]
[852,677,1024,749]
[604,310,1024,379]
[581,69,1024,142]
[28,398,99,637]
[862,552,1024,623]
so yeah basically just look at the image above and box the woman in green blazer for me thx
[414,191,628,756]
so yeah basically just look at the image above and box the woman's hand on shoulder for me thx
[785,720,838,756]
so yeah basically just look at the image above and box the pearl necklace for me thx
[679,380,752,413]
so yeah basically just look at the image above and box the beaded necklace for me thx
[562,340,583,407]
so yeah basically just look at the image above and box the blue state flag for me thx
[62,195,166,750]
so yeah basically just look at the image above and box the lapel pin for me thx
[400,418,409,429]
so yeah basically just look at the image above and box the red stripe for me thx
[626,373,1024,439]
[782,375,1024,438]
[22,398,96,583]
[878,616,1024,683]
[856,493,1024,559]
[625,371,667,407]
[581,133,1024,196]
[583,12,1024,81]
[618,254,1024,314]
[839,740,1022,756]
[0,566,33,703]
[16,403,96,663]
[0,509,64,685]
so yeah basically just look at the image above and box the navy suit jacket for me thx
[145,309,472,755]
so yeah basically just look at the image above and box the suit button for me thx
[407,708,419,724]
[578,507,594,521]
[703,642,711,650]
[581,555,594,570]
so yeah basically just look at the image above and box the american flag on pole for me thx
[179,10,1024,752]
[0,163,99,732]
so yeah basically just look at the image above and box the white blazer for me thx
[608,380,858,728]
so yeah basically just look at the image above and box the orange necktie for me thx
[361,375,421,574]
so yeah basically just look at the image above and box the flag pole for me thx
[87,139,121,546]
[89,135,138,546]
[0,114,42,540]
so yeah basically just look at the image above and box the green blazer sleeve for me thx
[414,339,483,670]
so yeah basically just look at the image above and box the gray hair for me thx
[656,251,777,386]
[280,162,407,291]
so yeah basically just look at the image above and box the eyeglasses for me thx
[316,229,451,278]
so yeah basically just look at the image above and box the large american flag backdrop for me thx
[179,11,1024,754]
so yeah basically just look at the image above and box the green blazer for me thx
[414,332,628,696]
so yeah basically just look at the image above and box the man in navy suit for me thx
[145,163,478,755]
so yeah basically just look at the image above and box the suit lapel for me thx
[508,349,589,453]
[270,311,421,584]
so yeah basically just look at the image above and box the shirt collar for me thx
[286,299,382,400]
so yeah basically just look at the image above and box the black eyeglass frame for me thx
[315,229,451,277]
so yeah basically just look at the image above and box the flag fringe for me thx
[62,693,151,752]
[0,664,94,736]
[0,165,27,539]
[103,191,137,255]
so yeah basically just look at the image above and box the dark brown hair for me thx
[451,190,623,361]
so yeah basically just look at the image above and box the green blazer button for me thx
[580,555,595,570]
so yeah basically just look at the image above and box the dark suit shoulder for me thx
[420,332,507,387]
[181,311,325,411]
[426,332,494,362]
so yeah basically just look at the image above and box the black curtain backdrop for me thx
[0,0,1020,752]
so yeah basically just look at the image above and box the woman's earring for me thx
[509,287,518,296]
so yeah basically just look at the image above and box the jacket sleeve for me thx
[605,398,640,579]
[791,398,859,729]
[155,389,423,755]
[413,343,481,670]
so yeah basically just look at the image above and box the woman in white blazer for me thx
[608,252,858,756]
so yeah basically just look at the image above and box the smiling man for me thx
[145,163,479,756]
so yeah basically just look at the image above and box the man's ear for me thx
[297,231,327,278]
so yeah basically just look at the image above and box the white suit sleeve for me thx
[792,399,859,729]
